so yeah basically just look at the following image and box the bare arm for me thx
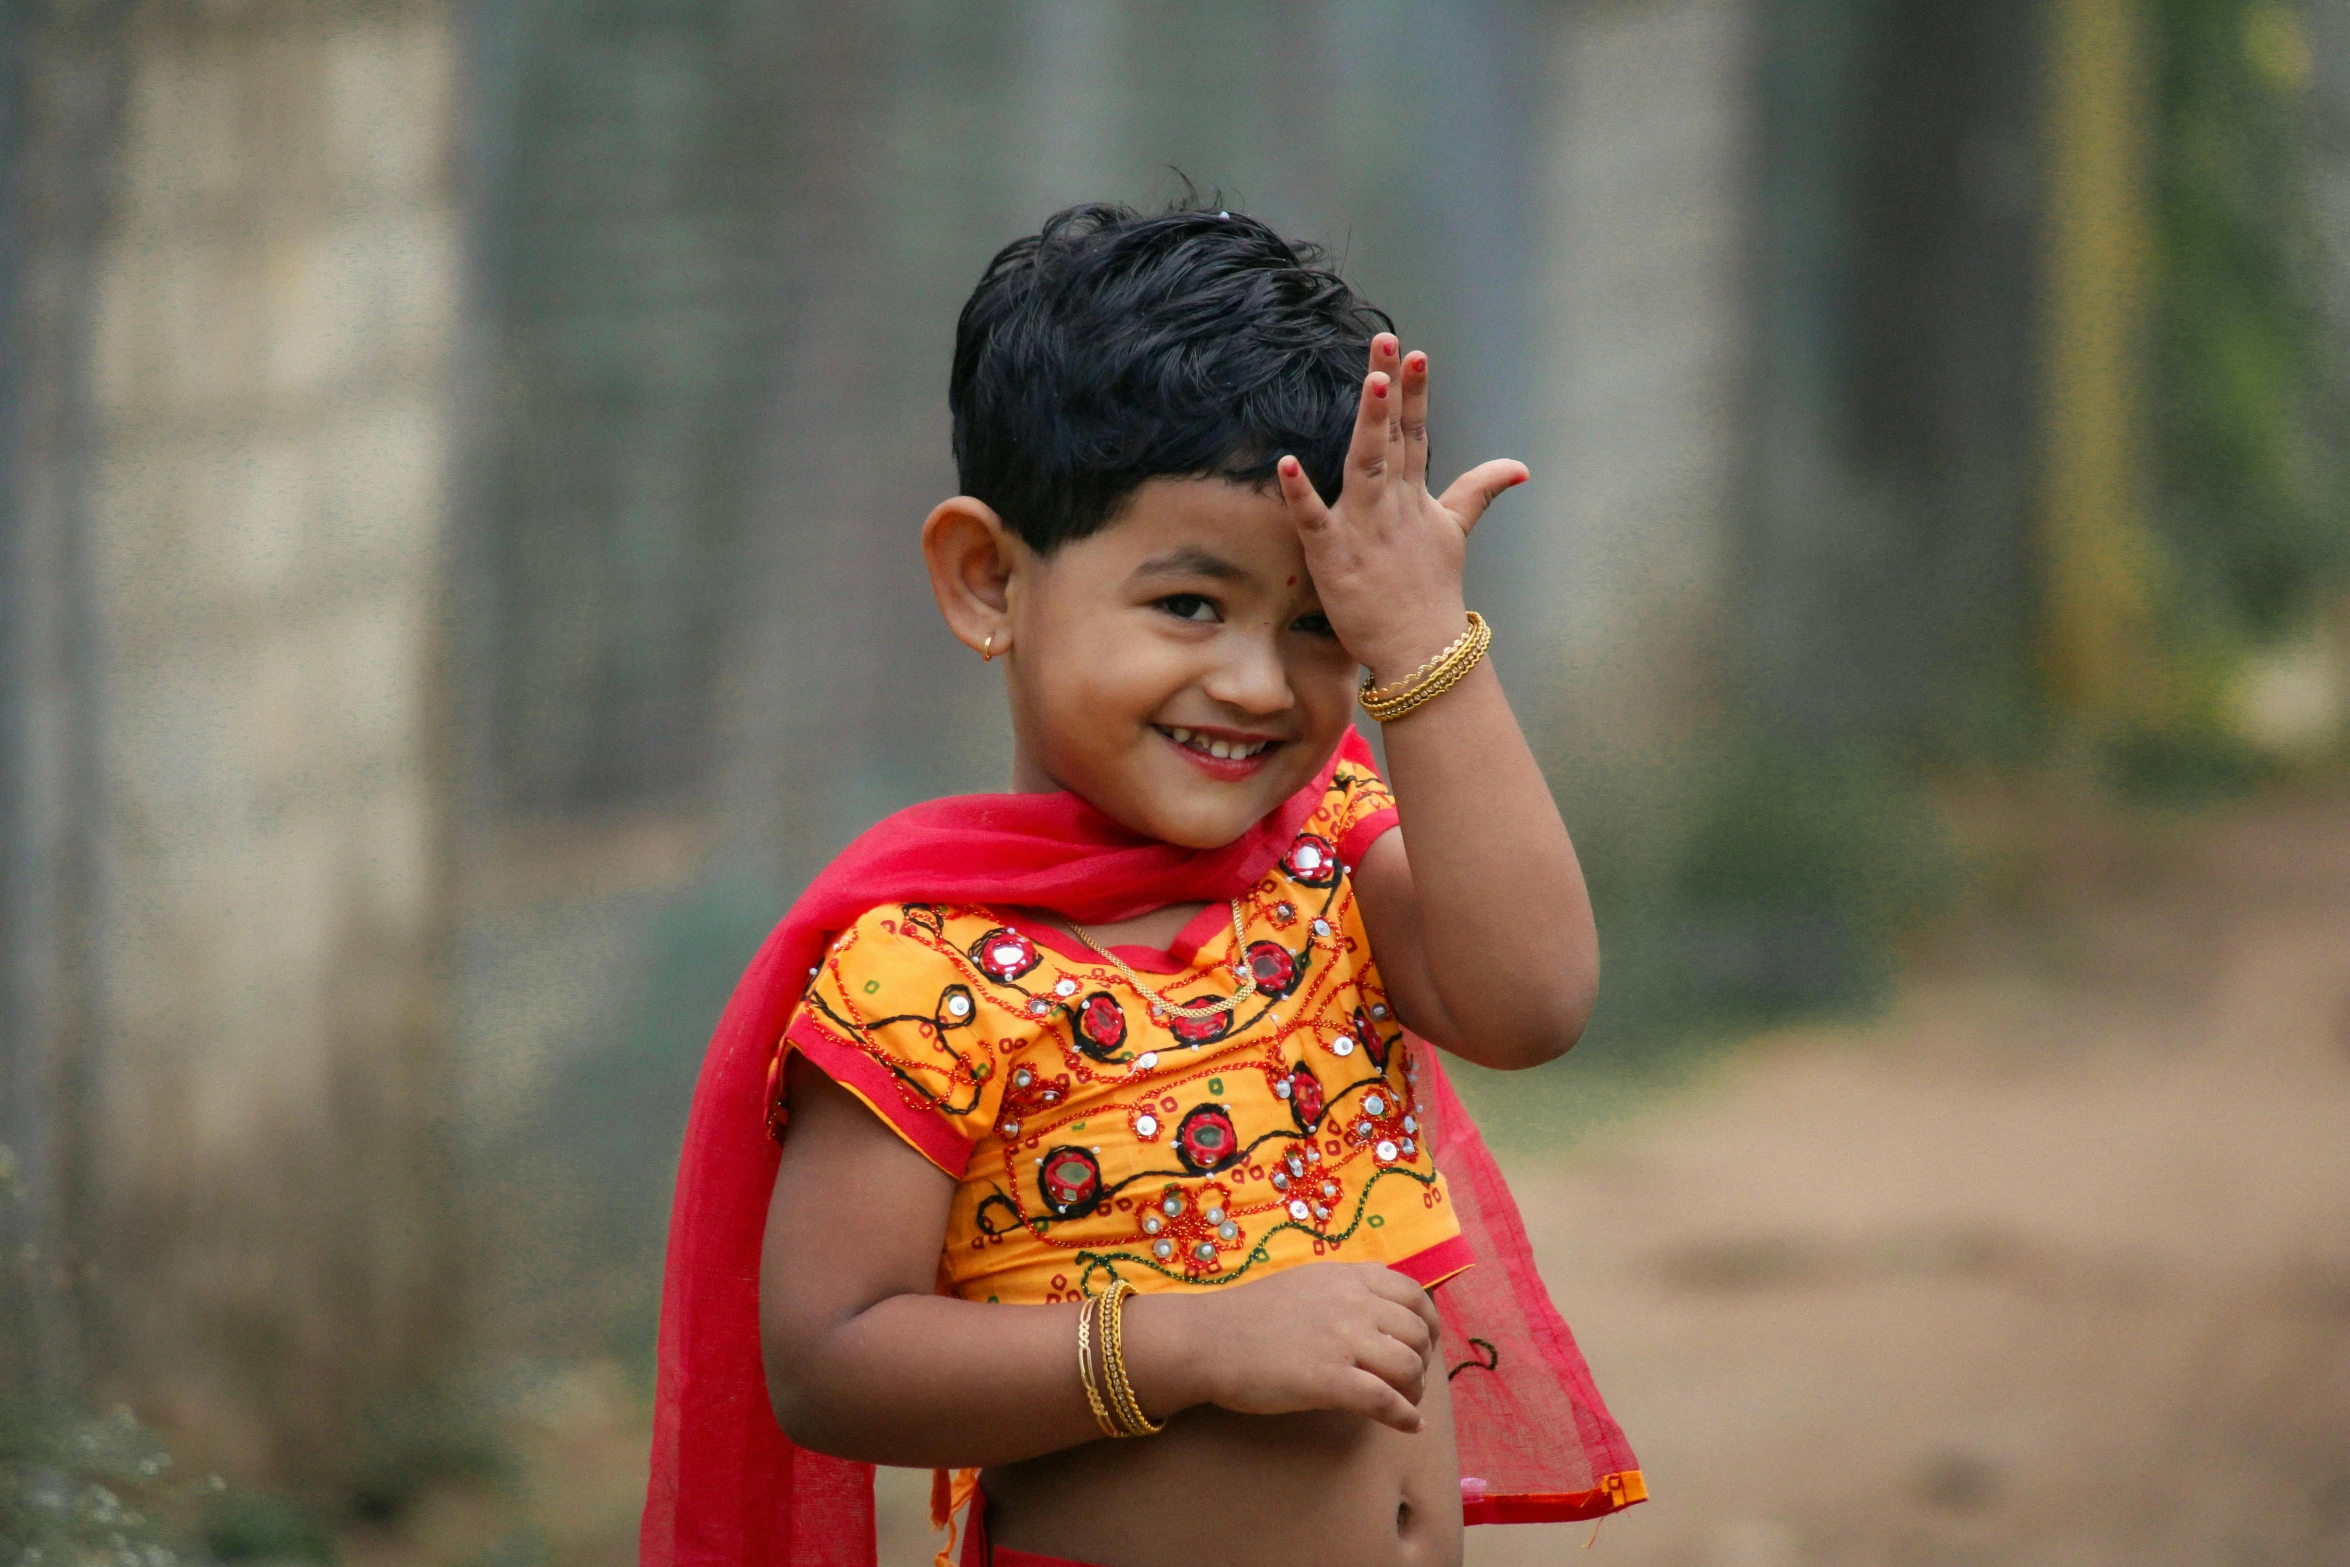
[759,1055,1444,1468]
[1278,335,1598,1069]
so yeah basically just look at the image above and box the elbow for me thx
[771,1402,839,1457]
[766,1364,858,1458]
[1482,935,1599,1069]
[762,1331,852,1456]
[763,1354,818,1448]
[1500,1010,1583,1069]
[1482,971,1596,1070]
[1550,975,1598,1059]
[1543,953,1599,1060]
[1448,1010,1579,1072]
[764,1365,814,1447]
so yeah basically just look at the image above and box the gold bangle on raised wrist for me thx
[1359,611,1490,723]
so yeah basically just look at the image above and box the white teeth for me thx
[1164,727,1274,759]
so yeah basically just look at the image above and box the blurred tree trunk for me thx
[0,0,133,1407]
[711,1,900,891]
[5,0,461,1481]
[2039,0,2162,724]
[1739,0,2043,744]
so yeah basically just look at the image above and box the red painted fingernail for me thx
[1280,455,1301,475]
[1408,353,1426,371]
[1371,375,1389,398]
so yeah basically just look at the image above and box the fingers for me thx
[1219,1265,1446,1432]
[1373,334,1406,480]
[1353,1264,1443,1358]
[1369,1297,1436,1363]
[1344,334,1402,490]
[1363,1265,1445,1347]
[1275,454,1333,534]
[1353,1327,1429,1406]
[1412,1278,1444,1343]
[1436,458,1529,535]
[1399,349,1430,488]
[1357,1261,1434,1309]
[1336,1367,1427,1434]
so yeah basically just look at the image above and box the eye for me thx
[1291,611,1336,638]
[1154,594,1221,624]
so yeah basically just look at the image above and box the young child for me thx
[643,204,1642,1567]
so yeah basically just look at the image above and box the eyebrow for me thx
[1130,546,1250,583]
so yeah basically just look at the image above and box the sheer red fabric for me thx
[641,731,1641,1567]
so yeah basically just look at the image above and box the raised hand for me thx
[1274,333,1527,686]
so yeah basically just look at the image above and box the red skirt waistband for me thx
[958,1489,1102,1567]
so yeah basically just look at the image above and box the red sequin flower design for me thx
[1165,1006,1231,1046]
[970,927,1040,983]
[1075,991,1127,1059]
[1281,833,1340,887]
[1245,940,1301,998]
[1174,1104,1242,1174]
[1279,1062,1325,1133]
[1038,1146,1102,1217]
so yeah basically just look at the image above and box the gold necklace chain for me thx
[1067,898,1256,1021]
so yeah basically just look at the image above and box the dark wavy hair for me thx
[949,201,1392,553]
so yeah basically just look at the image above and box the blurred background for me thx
[5,1,2348,1564]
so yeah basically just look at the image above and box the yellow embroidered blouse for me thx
[772,760,1469,1305]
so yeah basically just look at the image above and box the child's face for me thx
[990,478,1358,847]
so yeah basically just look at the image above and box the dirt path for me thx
[1470,798,2350,1567]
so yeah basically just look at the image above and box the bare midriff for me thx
[980,1362,1462,1567]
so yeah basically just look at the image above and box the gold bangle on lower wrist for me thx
[1098,1280,1165,1437]
[1076,1294,1119,1439]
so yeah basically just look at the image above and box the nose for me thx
[1199,623,1298,717]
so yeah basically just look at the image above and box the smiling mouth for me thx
[1156,726,1281,762]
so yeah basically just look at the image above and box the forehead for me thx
[1071,476,1309,583]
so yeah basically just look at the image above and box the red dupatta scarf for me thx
[642,730,1642,1567]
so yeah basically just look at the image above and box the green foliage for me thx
[1668,738,1960,1015]
[503,873,781,1380]
[455,1527,549,1567]
[335,1386,511,1527]
[2102,723,2280,805]
[2149,0,2349,639]
[1,1402,215,1567]
[1457,732,1964,1152]
[195,1495,331,1567]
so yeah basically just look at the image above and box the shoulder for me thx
[1301,752,1400,871]
[783,901,1030,1172]
[820,901,1052,985]
[801,901,1075,1042]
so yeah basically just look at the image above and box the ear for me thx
[922,495,1022,658]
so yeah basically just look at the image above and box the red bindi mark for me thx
[1287,575,1298,586]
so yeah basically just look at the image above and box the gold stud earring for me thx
[981,631,998,662]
